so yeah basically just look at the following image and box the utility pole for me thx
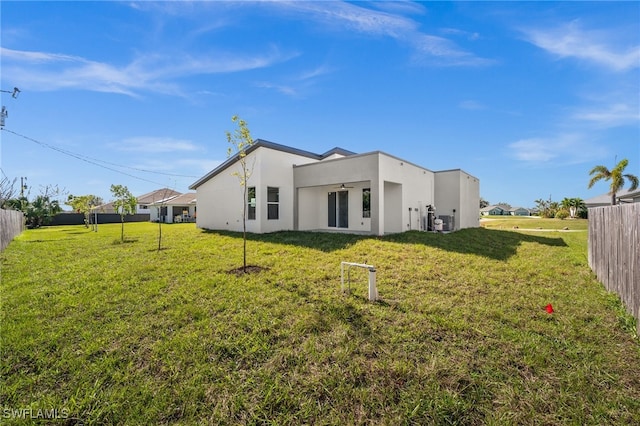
[0,87,20,128]
[20,177,28,198]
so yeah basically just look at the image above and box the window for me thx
[247,187,256,220]
[267,187,279,220]
[362,188,371,218]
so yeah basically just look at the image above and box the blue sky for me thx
[1,1,638,209]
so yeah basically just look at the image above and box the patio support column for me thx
[370,159,383,236]
[293,187,299,231]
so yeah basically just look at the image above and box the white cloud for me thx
[508,133,608,166]
[254,81,299,97]
[459,100,486,110]
[297,65,334,81]
[522,21,640,72]
[276,1,417,38]
[271,1,490,67]
[573,103,640,128]
[0,46,296,97]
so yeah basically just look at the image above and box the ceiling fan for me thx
[333,183,354,190]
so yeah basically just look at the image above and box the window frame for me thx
[247,186,256,220]
[267,186,279,220]
[362,188,371,218]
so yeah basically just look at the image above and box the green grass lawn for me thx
[1,222,639,425]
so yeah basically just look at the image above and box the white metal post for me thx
[341,261,377,301]
[368,267,377,301]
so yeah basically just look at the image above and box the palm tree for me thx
[588,158,639,205]
[561,197,585,219]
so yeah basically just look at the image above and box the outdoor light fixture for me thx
[1,86,20,127]
[1,87,20,99]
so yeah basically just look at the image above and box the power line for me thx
[1,128,200,185]
[3,127,164,186]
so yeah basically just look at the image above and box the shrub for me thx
[555,209,569,220]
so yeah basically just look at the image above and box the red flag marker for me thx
[545,304,554,314]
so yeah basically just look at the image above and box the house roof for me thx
[480,204,506,212]
[93,188,182,212]
[584,188,640,206]
[150,192,196,206]
[137,188,182,204]
[189,139,356,189]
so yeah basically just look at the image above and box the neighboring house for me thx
[509,207,530,216]
[584,188,640,208]
[189,139,480,235]
[136,188,182,214]
[480,205,506,216]
[149,192,197,223]
[95,188,181,215]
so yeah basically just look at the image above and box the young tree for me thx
[479,197,490,209]
[588,158,639,205]
[226,115,255,273]
[110,184,137,242]
[156,187,174,251]
[66,194,103,228]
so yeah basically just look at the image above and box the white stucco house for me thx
[189,140,480,235]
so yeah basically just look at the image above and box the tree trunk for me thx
[121,215,124,242]
[243,185,247,273]
[611,192,617,206]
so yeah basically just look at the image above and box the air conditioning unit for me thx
[439,215,453,231]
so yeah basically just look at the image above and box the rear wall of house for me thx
[195,148,317,233]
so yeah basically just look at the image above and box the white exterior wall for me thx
[377,153,434,233]
[294,152,434,235]
[194,145,478,235]
[294,153,379,233]
[434,169,480,230]
[458,171,480,229]
[297,182,372,232]
[150,207,159,222]
[256,148,316,232]
[195,147,316,232]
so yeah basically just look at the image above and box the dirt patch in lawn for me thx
[227,265,268,276]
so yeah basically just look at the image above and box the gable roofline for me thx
[189,139,355,189]
[480,204,506,212]
[137,188,181,205]
[149,192,197,206]
[292,150,434,175]
[320,147,357,158]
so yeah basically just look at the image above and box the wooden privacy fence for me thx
[588,203,640,334]
[0,209,25,252]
